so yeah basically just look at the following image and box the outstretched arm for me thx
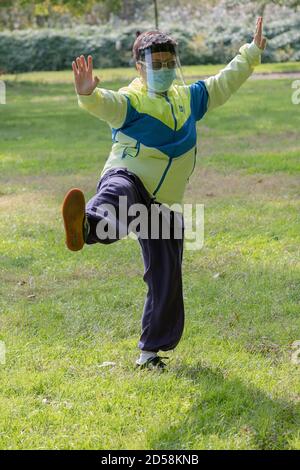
[204,17,267,113]
[73,55,128,128]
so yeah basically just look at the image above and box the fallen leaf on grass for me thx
[212,272,225,279]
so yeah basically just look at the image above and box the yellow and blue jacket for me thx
[78,41,263,207]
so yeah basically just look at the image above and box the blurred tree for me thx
[0,0,299,30]
[0,0,121,16]
[256,0,300,16]
[0,0,122,28]
[227,0,300,14]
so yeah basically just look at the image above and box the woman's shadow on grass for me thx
[149,361,299,450]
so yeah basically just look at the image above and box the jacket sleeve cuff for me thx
[77,87,101,106]
[239,40,264,67]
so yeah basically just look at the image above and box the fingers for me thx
[72,61,79,75]
[93,75,100,87]
[255,16,267,50]
[87,55,93,72]
[74,55,88,74]
[255,16,262,41]
[81,55,88,72]
[254,16,264,48]
[72,55,93,75]
[75,57,82,72]
[255,17,259,34]
[256,16,262,28]
[261,36,267,50]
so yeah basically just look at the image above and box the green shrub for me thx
[1,17,300,73]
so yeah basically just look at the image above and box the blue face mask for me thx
[147,68,176,93]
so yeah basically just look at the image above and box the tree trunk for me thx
[154,0,159,29]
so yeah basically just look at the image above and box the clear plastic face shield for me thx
[137,44,187,98]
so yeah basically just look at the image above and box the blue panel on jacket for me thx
[189,80,209,121]
[111,85,208,158]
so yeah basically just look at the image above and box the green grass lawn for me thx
[2,60,300,84]
[0,70,299,450]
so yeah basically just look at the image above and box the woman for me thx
[62,19,267,369]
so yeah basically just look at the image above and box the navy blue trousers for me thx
[85,168,184,353]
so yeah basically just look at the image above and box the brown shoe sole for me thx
[62,188,86,251]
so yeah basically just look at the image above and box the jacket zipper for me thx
[164,93,177,131]
[153,93,177,197]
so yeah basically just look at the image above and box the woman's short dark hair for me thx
[132,30,178,62]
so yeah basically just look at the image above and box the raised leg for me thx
[85,172,144,245]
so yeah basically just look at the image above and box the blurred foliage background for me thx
[0,0,299,72]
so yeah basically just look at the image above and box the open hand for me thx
[254,17,267,51]
[72,55,100,96]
